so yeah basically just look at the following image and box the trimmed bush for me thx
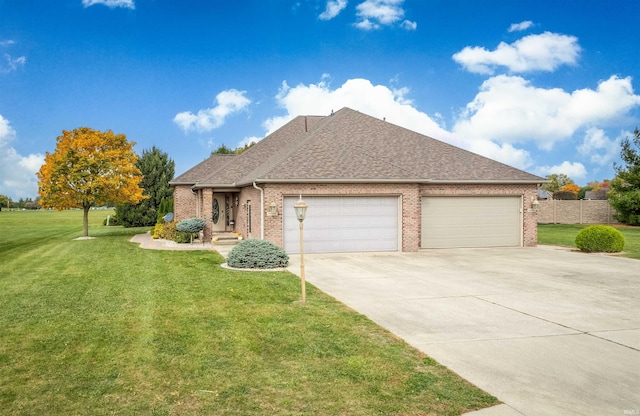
[227,239,289,269]
[173,231,193,244]
[176,218,206,233]
[575,225,625,253]
[152,223,164,239]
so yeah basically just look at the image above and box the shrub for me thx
[157,197,174,223]
[103,215,121,226]
[227,239,289,269]
[152,223,164,239]
[176,218,206,233]
[575,225,625,253]
[173,231,193,244]
[553,190,578,200]
[152,221,178,240]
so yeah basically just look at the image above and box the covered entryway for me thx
[421,196,521,248]
[283,196,399,254]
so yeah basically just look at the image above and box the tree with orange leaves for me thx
[37,128,146,237]
[560,183,581,195]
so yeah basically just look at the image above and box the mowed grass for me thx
[538,223,640,259]
[0,210,497,415]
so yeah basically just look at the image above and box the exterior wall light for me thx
[267,200,278,216]
[530,196,540,212]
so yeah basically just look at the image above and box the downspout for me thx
[191,186,200,217]
[252,181,265,239]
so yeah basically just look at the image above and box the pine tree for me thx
[609,128,640,225]
[115,146,175,227]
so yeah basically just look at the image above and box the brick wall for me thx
[174,182,539,250]
[173,185,197,221]
[537,200,618,224]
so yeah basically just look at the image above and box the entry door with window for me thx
[211,193,226,232]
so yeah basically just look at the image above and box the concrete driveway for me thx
[287,247,640,415]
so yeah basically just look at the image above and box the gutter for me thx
[252,182,265,240]
[245,178,546,185]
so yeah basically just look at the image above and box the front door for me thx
[212,193,227,232]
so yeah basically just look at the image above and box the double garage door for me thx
[283,196,399,254]
[421,196,522,249]
[282,195,522,254]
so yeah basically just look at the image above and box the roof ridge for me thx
[237,110,347,184]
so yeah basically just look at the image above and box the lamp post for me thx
[293,197,308,303]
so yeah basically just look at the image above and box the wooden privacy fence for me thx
[537,200,618,224]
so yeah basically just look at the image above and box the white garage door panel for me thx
[284,196,399,254]
[422,197,521,248]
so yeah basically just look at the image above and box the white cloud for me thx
[354,0,414,30]
[578,127,624,166]
[1,40,26,74]
[453,75,640,150]
[82,0,135,9]
[263,76,451,143]
[401,20,417,31]
[1,54,26,73]
[536,161,587,179]
[319,0,348,20]
[508,21,534,32]
[467,140,534,171]
[173,89,251,133]
[452,31,580,74]
[0,115,44,199]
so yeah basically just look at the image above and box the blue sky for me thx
[2,0,640,199]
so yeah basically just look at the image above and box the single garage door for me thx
[421,196,521,248]
[283,196,399,254]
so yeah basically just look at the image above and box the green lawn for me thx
[538,223,640,259]
[0,210,497,415]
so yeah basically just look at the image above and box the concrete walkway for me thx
[130,232,234,257]
[287,247,640,415]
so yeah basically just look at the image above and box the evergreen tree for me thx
[115,146,175,227]
[609,128,640,225]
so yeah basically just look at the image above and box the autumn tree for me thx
[609,128,640,225]
[115,146,175,227]
[37,127,145,237]
[560,183,581,195]
[541,173,574,193]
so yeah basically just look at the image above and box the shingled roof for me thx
[170,107,543,187]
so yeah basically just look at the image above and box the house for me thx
[537,189,553,200]
[584,189,608,200]
[170,107,544,253]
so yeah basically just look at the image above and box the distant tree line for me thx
[0,195,41,210]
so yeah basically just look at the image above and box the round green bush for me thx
[575,225,625,253]
[227,239,289,269]
[176,217,206,233]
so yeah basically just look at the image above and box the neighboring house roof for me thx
[584,190,608,200]
[537,189,553,200]
[170,107,544,188]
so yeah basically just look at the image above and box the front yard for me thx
[538,223,640,259]
[0,210,497,415]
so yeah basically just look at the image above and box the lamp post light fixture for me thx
[293,197,308,303]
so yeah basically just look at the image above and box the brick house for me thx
[170,107,544,253]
